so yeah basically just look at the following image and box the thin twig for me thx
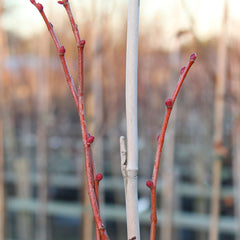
[58,1,84,92]
[30,0,78,108]
[147,53,197,240]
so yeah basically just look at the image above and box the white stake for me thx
[124,0,140,239]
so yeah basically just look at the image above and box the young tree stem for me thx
[149,54,196,240]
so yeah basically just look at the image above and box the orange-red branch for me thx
[59,0,84,91]
[78,94,107,238]
[172,53,196,104]
[60,1,82,46]
[30,1,109,239]
[78,92,102,239]
[149,53,197,240]
[78,42,85,97]
[30,1,78,108]
[60,2,108,238]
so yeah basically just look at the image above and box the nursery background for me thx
[0,0,240,239]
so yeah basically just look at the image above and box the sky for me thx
[1,0,240,43]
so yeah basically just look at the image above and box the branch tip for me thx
[30,0,36,3]
[189,52,197,62]
[165,98,173,109]
[58,0,68,4]
[36,3,43,12]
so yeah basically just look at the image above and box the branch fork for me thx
[30,1,109,239]
[30,1,197,239]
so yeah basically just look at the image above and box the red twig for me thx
[30,0,78,108]
[147,53,197,240]
[95,173,103,240]
[95,173,103,207]
[30,1,109,239]
[58,0,84,92]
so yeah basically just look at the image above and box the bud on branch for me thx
[146,180,154,189]
[59,46,66,55]
[86,134,95,145]
[189,52,197,62]
[36,3,43,11]
[80,40,86,48]
[96,173,103,182]
[165,98,173,109]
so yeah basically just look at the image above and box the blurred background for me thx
[0,0,240,239]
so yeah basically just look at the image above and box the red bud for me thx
[80,40,86,47]
[36,3,43,11]
[86,134,95,144]
[189,53,197,62]
[96,173,103,181]
[146,180,153,189]
[180,66,186,75]
[58,0,68,4]
[30,0,35,3]
[165,98,173,109]
[59,46,66,55]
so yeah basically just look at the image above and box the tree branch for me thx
[30,1,109,239]
[147,53,197,240]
